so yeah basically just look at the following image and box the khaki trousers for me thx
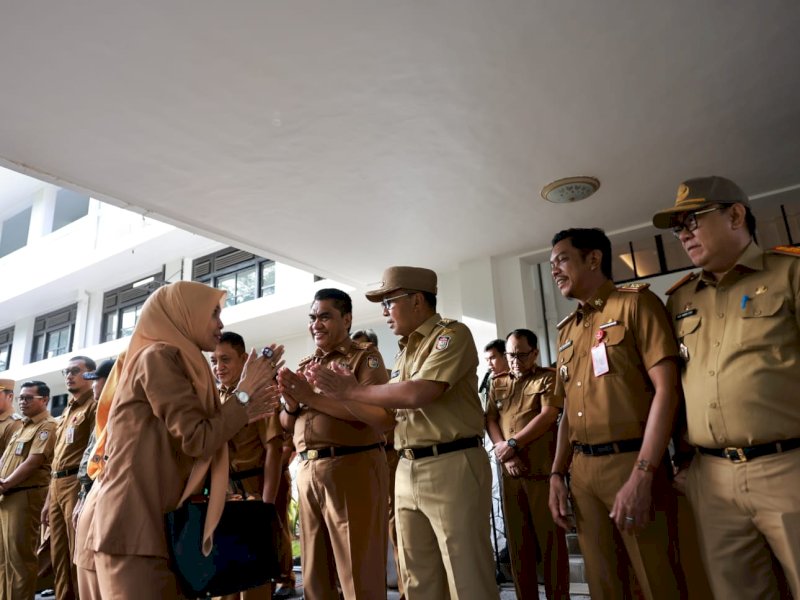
[0,487,47,599]
[297,448,389,600]
[570,452,680,600]
[395,446,499,600]
[94,552,183,599]
[386,448,404,599]
[502,475,570,599]
[75,482,101,599]
[687,449,800,599]
[49,474,80,600]
[274,466,296,589]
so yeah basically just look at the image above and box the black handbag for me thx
[165,498,282,598]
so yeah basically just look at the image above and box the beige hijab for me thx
[111,280,228,556]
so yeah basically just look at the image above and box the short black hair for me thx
[314,288,353,317]
[69,355,97,372]
[506,329,538,350]
[420,291,437,311]
[218,331,246,354]
[352,329,378,346]
[484,339,505,354]
[551,228,613,280]
[21,380,50,397]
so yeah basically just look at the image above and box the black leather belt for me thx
[300,442,383,461]
[52,466,80,479]
[573,438,643,456]
[230,467,262,481]
[698,438,800,463]
[398,436,482,460]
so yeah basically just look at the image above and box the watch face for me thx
[507,438,517,448]
[237,391,249,404]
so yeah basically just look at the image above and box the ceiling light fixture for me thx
[541,176,600,204]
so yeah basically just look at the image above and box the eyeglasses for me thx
[670,206,723,238]
[505,351,534,361]
[17,395,45,402]
[62,367,84,377]
[381,292,414,311]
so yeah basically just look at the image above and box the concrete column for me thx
[27,186,57,242]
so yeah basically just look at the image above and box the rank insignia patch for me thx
[435,335,451,350]
[39,431,49,441]
[367,357,379,369]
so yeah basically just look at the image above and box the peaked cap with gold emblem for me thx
[652,176,750,230]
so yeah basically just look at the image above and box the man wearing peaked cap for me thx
[654,175,800,599]
[305,266,499,600]
[0,378,23,451]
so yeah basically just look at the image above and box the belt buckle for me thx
[725,447,747,462]
[306,449,319,460]
[402,449,415,460]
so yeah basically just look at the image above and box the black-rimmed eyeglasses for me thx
[671,206,723,238]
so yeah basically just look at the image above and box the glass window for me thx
[218,266,257,307]
[0,207,32,258]
[45,326,71,359]
[119,304,144,337]
[261,262,276,297]
[52,189,90,232]
[0,345,10,372]
[193,248,276,306]
[30,305,76,364]
[102,311,118,343]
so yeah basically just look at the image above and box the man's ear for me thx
[729,203,747,231]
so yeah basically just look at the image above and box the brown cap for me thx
[365,266,438,302]
[0,379,15,393]
[652,176,750,229]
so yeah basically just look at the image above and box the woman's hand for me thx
[238,344,285,397]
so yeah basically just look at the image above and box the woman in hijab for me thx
[82,281,283,598]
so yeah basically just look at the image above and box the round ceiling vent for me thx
[541,176,600,204]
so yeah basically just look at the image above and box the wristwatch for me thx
[507,438,518,450]
[235,390,250,405]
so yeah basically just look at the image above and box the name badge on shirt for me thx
[66,426,75,445]
[15,441,24,456]
[591,343,610,377]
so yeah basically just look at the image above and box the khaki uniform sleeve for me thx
[29,422,57,457]
[414,325,475,387]
[258,414,283,446]
[538,370,562,409]
[353,351,390,386]
[140,345,248,460]
[634,291,679,370]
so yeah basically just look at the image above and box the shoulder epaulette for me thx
[556,311,577,330]
[665,272,699,295]
[353,341,372,351]
[297,354,315,368]
[617,282,650,293]
[436,318,457,327]
[541,366,557,374]
[769,245,800,258]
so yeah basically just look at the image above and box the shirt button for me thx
[710,402,717,408]
[714,341,720,347]
[755,310,762,316]
[577,411,583,417]
[576,381,582,387]
[583,322,591,328]
[717,313,724,318]
[708,370,715,376]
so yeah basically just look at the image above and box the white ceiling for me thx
[1,1,799,285]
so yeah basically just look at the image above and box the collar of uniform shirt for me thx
[697,241,764,289]
[398,313,442,350]
[69,389,93,407]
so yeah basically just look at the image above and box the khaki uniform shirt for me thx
[667,243,800,448]
[220,384,283,495]
[0,408,23,452]
[393,314,484,448]
[294,339,389,453]
[0,410,57,488]
[91,343,248,557]
[555,280,679,444]
[52,389,96,471]
[487,368,561,477]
